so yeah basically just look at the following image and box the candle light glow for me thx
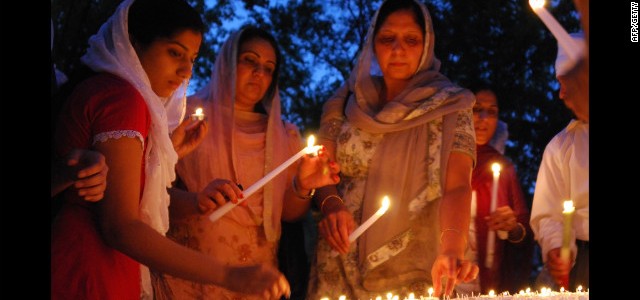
[209,135,322,222]
[191,107,205,121]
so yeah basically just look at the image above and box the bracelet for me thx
[440,228,467,245]
[507,222,527,243]
[320,195,344,214]
[292,176,315,200]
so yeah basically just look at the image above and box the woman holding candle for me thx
[455,88,533,295]
[307,0,479,298]
[51,1,291,299]
[153,26,341,299]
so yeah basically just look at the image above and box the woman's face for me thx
[136,29,202,98]
[374,9,424,82]
[473,90,499,146]
[235,37,277,112]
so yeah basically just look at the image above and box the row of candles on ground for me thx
[320,286,588,300]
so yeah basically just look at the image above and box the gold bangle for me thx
[292,176,315,200]
[320,195,344,214]
[507,222,527,243]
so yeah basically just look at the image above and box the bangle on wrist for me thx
[292,176,315,200]
[320,195,344,214]
[508,222,526,243]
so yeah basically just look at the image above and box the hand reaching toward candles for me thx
[431,254,479,297]
[170,116,208,158]
[222,263,291,299]
[196,179,245,214]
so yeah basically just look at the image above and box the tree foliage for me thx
[52,0,581,203]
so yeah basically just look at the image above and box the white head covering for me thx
[80,0,189,297]
[555,32,586,77]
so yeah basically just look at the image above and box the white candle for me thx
[529,0,582,60]
[330,196,391,257]
[485,163,502,267]
[191,107,205,121]
[560,200,575,262]
[209,135,321,222]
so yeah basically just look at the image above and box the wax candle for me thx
[330,196,390,256]
[208,135,322,222]
[490,163,508,240]
[529,0,582,60]
[560,200,575,262]
[191,107,205,121]
[485,163,501,267]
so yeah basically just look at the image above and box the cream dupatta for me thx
[175,27,297,243]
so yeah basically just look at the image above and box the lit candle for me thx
[485,163,502,267]
[209,135,322,222]
[330,196,391,256]
[529,0,582,60]
[488,290,496,298]
[561,200,575,261]
[339,296,346,300]
[191,107,205,121]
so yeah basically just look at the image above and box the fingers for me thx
[264,273,290,299]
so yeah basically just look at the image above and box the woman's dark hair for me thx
[373,0,426,38]
[129,0,206,48]
[237,26,282,113]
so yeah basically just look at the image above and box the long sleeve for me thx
[530,120,589,263]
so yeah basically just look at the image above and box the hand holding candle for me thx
[208,135,322,222]
[330,196,390,256]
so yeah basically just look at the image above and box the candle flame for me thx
[338,296,346,300]
[525,288,531,294]
[560,287,565,293]
[195,107,203,115]
[529,0,545,9]
[488,290,495,297]
[307,135,316,148]
[491,162,501,174]
[577,285,583,292]
[408,293,415,300]
[304,135,322,155]
[428,287,433,297]
[378,196,391,215]
[563,200,575,213]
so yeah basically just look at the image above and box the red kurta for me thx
[472,144,534,293]
[51,73,150,300]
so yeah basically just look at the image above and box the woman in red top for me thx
[51,0,290,299]
[456,88,534,294]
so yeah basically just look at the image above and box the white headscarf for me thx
[555,32,586,77]
[80,0,188,297]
